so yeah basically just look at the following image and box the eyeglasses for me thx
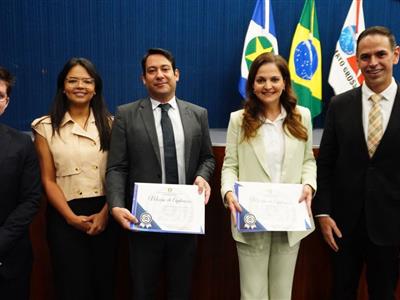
[65,77,95,87]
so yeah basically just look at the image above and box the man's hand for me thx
[225,191,242,226]
[111,207,138,230]
[318,216,342,252]
[194,176,211,204]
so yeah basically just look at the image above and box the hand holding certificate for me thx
[131,183,205,234]
[235,182,312,232]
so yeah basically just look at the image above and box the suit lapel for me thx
[350,88,370,158]
[374,86,400,157]
[0,124,11,170]
[176,99,192,174]
[249,129,271,179]
[139,98,161,166]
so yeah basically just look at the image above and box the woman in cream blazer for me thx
[221,53,316,300]
[32,58,117,300]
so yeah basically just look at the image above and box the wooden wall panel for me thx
[29,146,400,299]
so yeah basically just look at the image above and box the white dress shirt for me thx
[150,97,186,184]
[260,106,287,183]
[362,78,397,141]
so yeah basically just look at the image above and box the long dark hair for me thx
[49,57,111,151]
[243,52,307,142]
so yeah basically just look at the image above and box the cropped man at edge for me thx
[313,26,400,300]
[0,66,41,299]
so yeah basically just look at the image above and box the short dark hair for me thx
[357,26,397,53]
[0,66,16,96]
[141,48,176,75]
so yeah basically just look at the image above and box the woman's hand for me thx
[86,204,110,235]
[225,191,242,226]
[299,184,314,217]
[66,214,92,233]
[85,211,109,236]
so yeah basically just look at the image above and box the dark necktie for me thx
[159,103,179,184]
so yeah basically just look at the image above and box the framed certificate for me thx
[131,182,205,234]
[235,181,312,232]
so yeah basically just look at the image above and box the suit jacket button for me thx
[157,174,161,178]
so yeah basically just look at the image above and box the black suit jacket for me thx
[106,98,215,209]
[313,86,400,246]
[0,124,41,278]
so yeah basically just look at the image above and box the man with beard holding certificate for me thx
[106,48,215,299]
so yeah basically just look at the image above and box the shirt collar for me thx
[362,77,398,102]
[264,105,287,124]
[60,108,95,127]
[150,96,177,111]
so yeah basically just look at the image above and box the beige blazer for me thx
[221,106,316,247]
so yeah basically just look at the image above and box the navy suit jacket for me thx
[313,86,400,246]
[0,124,41,278]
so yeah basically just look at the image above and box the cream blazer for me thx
[221,106,316,247]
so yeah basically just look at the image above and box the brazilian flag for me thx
[289,0,322,119]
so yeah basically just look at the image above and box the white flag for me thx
[328,0,365,95]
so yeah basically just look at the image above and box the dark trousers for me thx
[128,232,197,300]
[47,197,118,300]
[0,265,31,300]
[332,218,400,300]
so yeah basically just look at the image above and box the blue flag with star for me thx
[238,0,278,99]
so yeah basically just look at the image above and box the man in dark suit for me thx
[0,67,41,299]
[313,26,400,300]
[106,48,215,299]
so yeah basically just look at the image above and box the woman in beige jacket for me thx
[32,58,117,300]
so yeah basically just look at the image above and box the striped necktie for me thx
[367,93,383,157]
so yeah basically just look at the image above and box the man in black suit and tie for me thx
[106,48,215,299]
[313,26,400,300]
[0,67,41,299]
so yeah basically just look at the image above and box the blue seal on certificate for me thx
[237,206,266,232]
[139,212,153,229]
[243,213,257,229]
